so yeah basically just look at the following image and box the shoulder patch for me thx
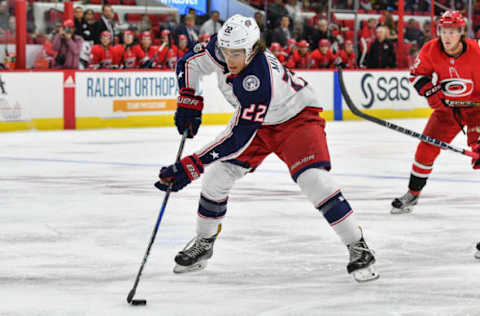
[193,42,206,53]
[242,75,260,92]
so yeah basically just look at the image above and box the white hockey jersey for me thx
[176,35,323,166]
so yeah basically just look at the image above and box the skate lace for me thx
[349,243,374,261]
[181,237,210,258]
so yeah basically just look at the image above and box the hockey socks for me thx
[197,194,226,238]
[317,191,361,245]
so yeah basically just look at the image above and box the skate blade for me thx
[390,206,414,215]
[173,261,208,274]
[352,264,379,283]
[475,251,480,260]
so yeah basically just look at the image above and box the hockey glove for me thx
[154,154,204,192]
[174,88,204,138]
[471,142,480,170]
[419,81,445,110]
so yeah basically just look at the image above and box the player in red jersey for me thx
[116,30,146,68]
[392,11,480,216]
[137,31,157,67]
[336,40,357,69]
[88,31,120,69]
[284,38,296,60]
[311,39,337,69]
[155,29,178,69]
[286,40,312,69]
[269,42,286,64]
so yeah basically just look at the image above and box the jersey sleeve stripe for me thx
[185,52,206,88]
[411,75,431,93]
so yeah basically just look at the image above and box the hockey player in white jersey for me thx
[155,15,379,282]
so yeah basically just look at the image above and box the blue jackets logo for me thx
[242,75,260,92]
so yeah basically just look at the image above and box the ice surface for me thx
[1,119,479,316]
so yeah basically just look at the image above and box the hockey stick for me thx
[127,129,188,306]
[337,68,480,160]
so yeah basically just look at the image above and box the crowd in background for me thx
[0,0,475,70]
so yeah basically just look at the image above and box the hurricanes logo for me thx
[440,78,473,97]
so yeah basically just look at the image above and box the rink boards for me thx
[0,69,431,132]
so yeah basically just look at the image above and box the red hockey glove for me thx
[471,142,480,170]
[419,81,445,110]
[174,88,204,138]
[154,154,204,192]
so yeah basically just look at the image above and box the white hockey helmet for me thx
[217,14,260,64]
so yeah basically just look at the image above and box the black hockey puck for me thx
[131,299,147,306]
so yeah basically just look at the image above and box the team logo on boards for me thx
[440,78,473,97]
[242,75,260,91]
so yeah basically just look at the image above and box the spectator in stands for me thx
[270,15,291,47]
[306,6,323,27]
[379,11,397,41]
[89,30,119,69]
[287,39,312,68]
[78,9,96,69]
[267,0,289,29]
[254,11,267,41]
[285,0,302,23]
[154,29,177,69]
[174,14,198,51]
[137,31,162,69]
[337,40,357,69]
[404,18,423,45]
[364,26,396,69]
[418,20,432,48]
[92,4,116,45]
[79,9,96,42]
[337,0,354,10]
[359,0,372,10]
[0,1,9,32]
[137,15,152,33]
[361,18,377,43]
[310,19,335,50]
[73,6,84,37]
[51,19,83,69]
[116,30,145,69]
[270,42,286,64]
[0,15,14,43]
[162,13,178,34]
[311,39,336,68]
[284,38,296,59]
[406,0,429,12]
[200,10,222,35]
[328,23,344,54]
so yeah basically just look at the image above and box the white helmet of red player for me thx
[217,14,260,64]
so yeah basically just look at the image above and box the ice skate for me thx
[475,242,480,260]
[347,236,379,282]
[391,191,418,214]
[173,233,219,274]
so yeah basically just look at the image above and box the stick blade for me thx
[131,299,147,306]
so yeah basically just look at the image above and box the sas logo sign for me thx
[440,78,473,97]
[360,73,411,108]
